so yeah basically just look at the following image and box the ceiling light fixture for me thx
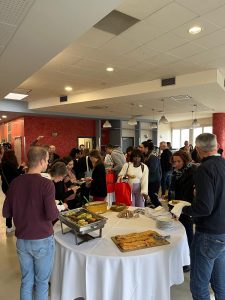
[128,117,137,126]
[103,120,112,128]
[2,115,7,119]
[189,26,202,35]
[106,67,114,72]
[65,86,73,91]
[159,100,169,124]
[192,104,200,127]
[4,92,28,100]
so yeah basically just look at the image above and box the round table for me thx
[51,210,190,300]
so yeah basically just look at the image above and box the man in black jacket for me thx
[159,141,172,197]
[175,133,225,300]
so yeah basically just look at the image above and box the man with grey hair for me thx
[173,133,225,300]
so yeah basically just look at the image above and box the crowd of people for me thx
[1,133,225,300]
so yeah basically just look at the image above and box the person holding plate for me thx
[169,150,197,272]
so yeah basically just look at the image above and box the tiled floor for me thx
[0,189,214,300]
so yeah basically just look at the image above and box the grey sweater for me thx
[111,148,126,176]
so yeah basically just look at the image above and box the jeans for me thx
[16,235,55,300]
[190,231,225,300]
[161,171,172,196]
[132,183,145,207]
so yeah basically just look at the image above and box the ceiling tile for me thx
[117,0,173,20]
[193,29,225,49]
[99,35,142,55]
[120,18,167,44]
[146,2,197,32]
[172,17,220,41]
[76,28,115,48]
[0,0,34,26]
[148,53,180,66]
[0,45,4,55]
[124,45,160,62]
[0,22,16,46]
[204,4,225,27]
[186,44,225,64]
[204,57,225,68]
[168,42,207,59]
[145,32,188,51]
[175,0,225,15]
[127,61,157,73]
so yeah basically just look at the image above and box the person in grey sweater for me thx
[105,144,126,177]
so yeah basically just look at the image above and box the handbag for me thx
[106,170,115,193]
[115,163,132,206]
[114,181,131,206]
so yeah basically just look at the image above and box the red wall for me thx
[213,113,225,156]
[24,116,96,157]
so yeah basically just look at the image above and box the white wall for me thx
[171,117,212,129]
[140,122,153,142]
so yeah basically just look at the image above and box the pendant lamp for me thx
[191,105,200,128]
[159,100,169,124]
[103,120,112,128]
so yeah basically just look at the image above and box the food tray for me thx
[110,204,127,212]
[111,230,170,252]
[59,208,107,244]
[84,201,108,214]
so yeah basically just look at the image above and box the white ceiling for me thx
[1,0,225,122]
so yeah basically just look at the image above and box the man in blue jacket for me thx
[175,133,225,300]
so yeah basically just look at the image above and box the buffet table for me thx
[51,210,190,300]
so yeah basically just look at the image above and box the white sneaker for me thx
[6,226,15,234]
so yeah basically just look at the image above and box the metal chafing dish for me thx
[59,208,107,245]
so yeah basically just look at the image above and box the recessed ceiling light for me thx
[4,92,28,100]
[65,86,73,91]
[189,26,202,35]
[2,115,7,118]
[138,104,143,108]
[106,67,114,72]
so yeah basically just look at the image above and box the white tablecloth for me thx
[51,210,190,300]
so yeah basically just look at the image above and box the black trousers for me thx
[148,181,162,207]
[179,213,194,247]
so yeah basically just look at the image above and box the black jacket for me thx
[90,163,107,198]
[160,149,172,172]
[1,162,24,194]
[54,180,74,202]
[169,164,197,203]
[183,156,225,234]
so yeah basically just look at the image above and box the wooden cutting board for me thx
[111,230,170,252]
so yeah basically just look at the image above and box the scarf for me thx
[173,163,192,181]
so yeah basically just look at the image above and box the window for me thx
[203,126,212,133]
[181,129,189,147]
[193,127,203,145]
[172,129,181,149]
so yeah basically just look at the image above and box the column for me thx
[213,113,225,156]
